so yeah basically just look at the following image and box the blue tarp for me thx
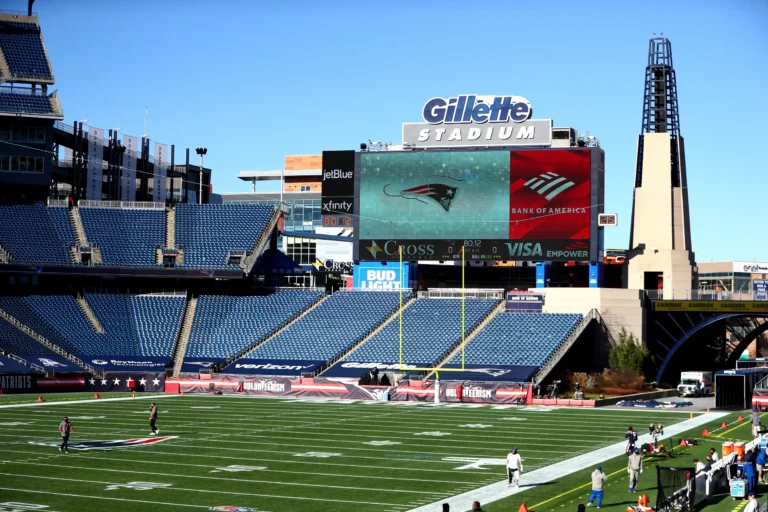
[616,399,693,409]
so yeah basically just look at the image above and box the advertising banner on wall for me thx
[0,375,86,394]
[0,354,37,374]
[220,358,325,375]
[84,372,166,393]
[87,356,169,372]
[321,150,355,226]
[390,380,462,403]
[153,142,168,203]
[122,135,138,202]
[506,293,544,312]
[86,127,104,200]
[754,280,768,301]
[655,301,768,313]
[459,381,532,404]
[352,261,413,289]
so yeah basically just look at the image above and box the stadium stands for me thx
[80,207,164,267]
[348,298,499,366]
[48,206,77,248]
[0,91,56,115]
[86,294,185,357]
[448,312,583,367]
[0,204,71,264]
[0,316,58,356]
[0,20,53,81]
[0,294,185,359]
[249,291,410,361]
[175,204,274,269]
[186,290,323,359]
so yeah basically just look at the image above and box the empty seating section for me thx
[0,294,185,359]
[349,299,499,366]
[175,204,274,269]
[86,294,185,357]
[187,291,323,359]
[449,313,583,366]
[0,92,55,115]
[0,21,53,81]
[48,206,76,247]
[250,291,410,361]
[0,317,58,356]
[0,204,72,264]
[80,208,164,267]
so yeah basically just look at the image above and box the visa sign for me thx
[423,95,532,124]
[353,262,412,290]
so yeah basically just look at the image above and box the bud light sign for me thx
[353,261,413,290]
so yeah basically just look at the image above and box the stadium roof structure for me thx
[0,13,55,84]
[238,169,322,181]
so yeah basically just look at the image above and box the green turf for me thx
[0,395,756,512]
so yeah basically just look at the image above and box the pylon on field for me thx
[518,504,529,512]
[689,412,693,419]
[37,396,44,402]
[722,422,728,428]
[93,393,100,399]
[702,429,709,436]
[738,415,743,422]
[679,439,687,447]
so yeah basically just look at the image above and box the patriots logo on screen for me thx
[383,175,463,212]
[28,436,177,451]
[523,172,575,201]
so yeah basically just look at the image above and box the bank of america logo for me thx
[524,173,575,201]
[383,175,463,212]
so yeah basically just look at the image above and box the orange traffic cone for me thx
[37,396,44,402]
[517,504,529,512]
[738,415,744,422]
[702,429,709,436]
[679,439,687,447]
[93,393,100,399]
[722,422,728,428]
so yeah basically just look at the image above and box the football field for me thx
[0,393,749,512]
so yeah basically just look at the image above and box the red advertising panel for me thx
[509,149,591,247]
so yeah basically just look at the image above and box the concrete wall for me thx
[535,287,645,344]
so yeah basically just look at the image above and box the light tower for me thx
[626,36,695,297]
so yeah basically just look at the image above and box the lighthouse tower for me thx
[626,37,695,296]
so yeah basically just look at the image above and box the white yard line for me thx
[0,487,212,509]
[0,394,172,408]
[406,411,728,512]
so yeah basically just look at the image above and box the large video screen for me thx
[356,148,598,261]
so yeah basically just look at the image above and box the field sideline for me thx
[0,393,753,512]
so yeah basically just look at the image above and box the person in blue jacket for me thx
[744,458,758,497]
[756,447,768,484]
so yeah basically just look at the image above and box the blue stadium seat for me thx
[448,312,583,366]
[0,21,54,81]
[349,298,499,366]
[0,91,56,115]
[0,316,61,357]
[0,204,72,264]
[249,291,411,361]
[0,294,185,359]
[186,290,323,358]
[80,207,164,267]
[175,204,274,269]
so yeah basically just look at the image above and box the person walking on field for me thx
[149,402,159,435]
[506,447,523,488]
[628,447,643,492]
[58,416,73,453]
[752,410,762,437]
[586,465,607,508]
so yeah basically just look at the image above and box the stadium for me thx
[0,3,767,512]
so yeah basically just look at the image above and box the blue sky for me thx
[24,0,768,262]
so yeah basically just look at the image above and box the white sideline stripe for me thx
[406,412,728,512]
[0,487,211,509]
[0,472,412,506]
[0,394,171,409]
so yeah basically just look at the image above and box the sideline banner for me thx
[460,382,532,404]
[87,356,169,372]
[390,380,462,403]
[656,301,768,313]
[84,372,166,393]
[221,358,325,375]
[0,375,86,394]
[241,377,378,400]
[0,354,38,374]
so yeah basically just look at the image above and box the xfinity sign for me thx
[422,95,532,124]
[404,94,551,149]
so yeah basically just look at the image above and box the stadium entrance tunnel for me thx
[652,311,768,384]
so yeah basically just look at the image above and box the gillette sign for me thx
[403,94,551,148]
[423,95,532,124]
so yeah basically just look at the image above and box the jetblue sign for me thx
[404,94,551,149]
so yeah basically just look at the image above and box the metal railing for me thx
[0,84,48,96]
[418,288,506,299]
[0,350,45,373]
[46,198,68,207]
[646,289,756,301]
[77,200,165,209]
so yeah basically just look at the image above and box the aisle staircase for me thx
[171,295,198,377]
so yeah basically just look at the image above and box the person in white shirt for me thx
[744,493,758,512]
[506,447,523,488]
[709,448,719,463]
[694,458,706,474]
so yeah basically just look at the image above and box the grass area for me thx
[0,394,756,512]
